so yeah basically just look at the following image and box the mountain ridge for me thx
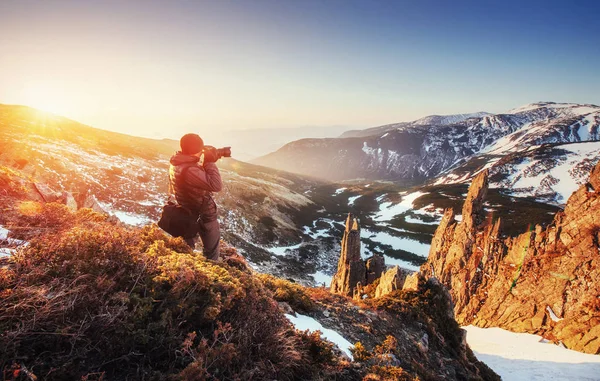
[253,102,600,204]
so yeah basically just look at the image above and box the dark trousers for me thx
[185,219,220,260]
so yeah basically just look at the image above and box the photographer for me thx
[168,133,225,260]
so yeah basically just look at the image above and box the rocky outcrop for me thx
[365,254,385,284]
[402,272,425,292]
[422,163,600,354]
[33,183,63,203]
[311,275,499,380]
[82,194,108,214]
[62,192,78,212]
[330,214,386,298]
[375,266,407,298]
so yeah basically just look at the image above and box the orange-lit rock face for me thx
[423,163,600,354]
[330,213,366,297]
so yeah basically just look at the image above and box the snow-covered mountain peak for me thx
[412,112,491,126]
[508,102,599,116]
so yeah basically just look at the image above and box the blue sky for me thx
[0,0,598,137]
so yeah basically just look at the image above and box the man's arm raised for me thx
[187,163,222,192]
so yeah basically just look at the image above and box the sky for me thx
[0,0,599,139]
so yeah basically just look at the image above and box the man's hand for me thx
[203,146,218,164]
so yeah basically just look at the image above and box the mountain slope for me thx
[340,111,490,139]
[434,141,600,204]
[253,102,600,185]
[0,104,332,274]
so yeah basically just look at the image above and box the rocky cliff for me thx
[422,163,600,354]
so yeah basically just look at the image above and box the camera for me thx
[203,145,232,161]
[216,147,232,159]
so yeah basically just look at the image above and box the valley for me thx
[0,103,574,286]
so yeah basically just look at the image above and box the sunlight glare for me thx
[21,82,73,116]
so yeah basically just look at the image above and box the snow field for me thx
[373,191,428,222]
[464,326,600,381]
[267,242,303,257]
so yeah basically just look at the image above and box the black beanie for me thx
[180,133,204,155]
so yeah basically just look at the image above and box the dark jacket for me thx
[169,152,222,222]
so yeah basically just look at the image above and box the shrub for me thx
[0,218,348,380]
[258,273,315,313]
[350,341,371,362]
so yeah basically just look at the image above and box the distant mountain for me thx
[199,125,353,161]
[340,112,490,138]
[252,103,600,201]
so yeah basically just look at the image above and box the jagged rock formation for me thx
[402,272,424,292]
[330,214,386,298]
[422,163,600,354]
[375,265,407,298]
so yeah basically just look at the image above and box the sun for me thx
[21,82,73,116]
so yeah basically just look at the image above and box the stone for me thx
[402,272,422,291]
[33,182,62,203]
[589,163,600,191]
[82,194,108,214]
[23,183,45,202]
[62,191,78,212]
[365,254,385,284]
[278,302,295,316]
[375,266,406,298]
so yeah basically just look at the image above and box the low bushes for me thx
[0,207,348,380]
[257,273,315,313]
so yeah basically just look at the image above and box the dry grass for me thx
[0,204,352,380]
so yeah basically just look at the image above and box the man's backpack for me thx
[158,166,199,239]
[158,202,198,239]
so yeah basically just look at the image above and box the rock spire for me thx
[330,213,386,298]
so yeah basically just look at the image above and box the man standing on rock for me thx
[168,133,223,260]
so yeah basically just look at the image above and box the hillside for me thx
[0,104,343,279]
[0,166,498,380]
[253,103,600,202]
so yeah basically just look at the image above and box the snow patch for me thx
[362,228,430,257]
[112,210,152,226]
[373,191,428,222]
[98,202,152,226]
[546,306,563,322]
[285,313,354,360]
[0,226,9,241]
[312,270,333,287]
[0,248,15,257]
[268,242,303,256]
[348,195,361,206]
